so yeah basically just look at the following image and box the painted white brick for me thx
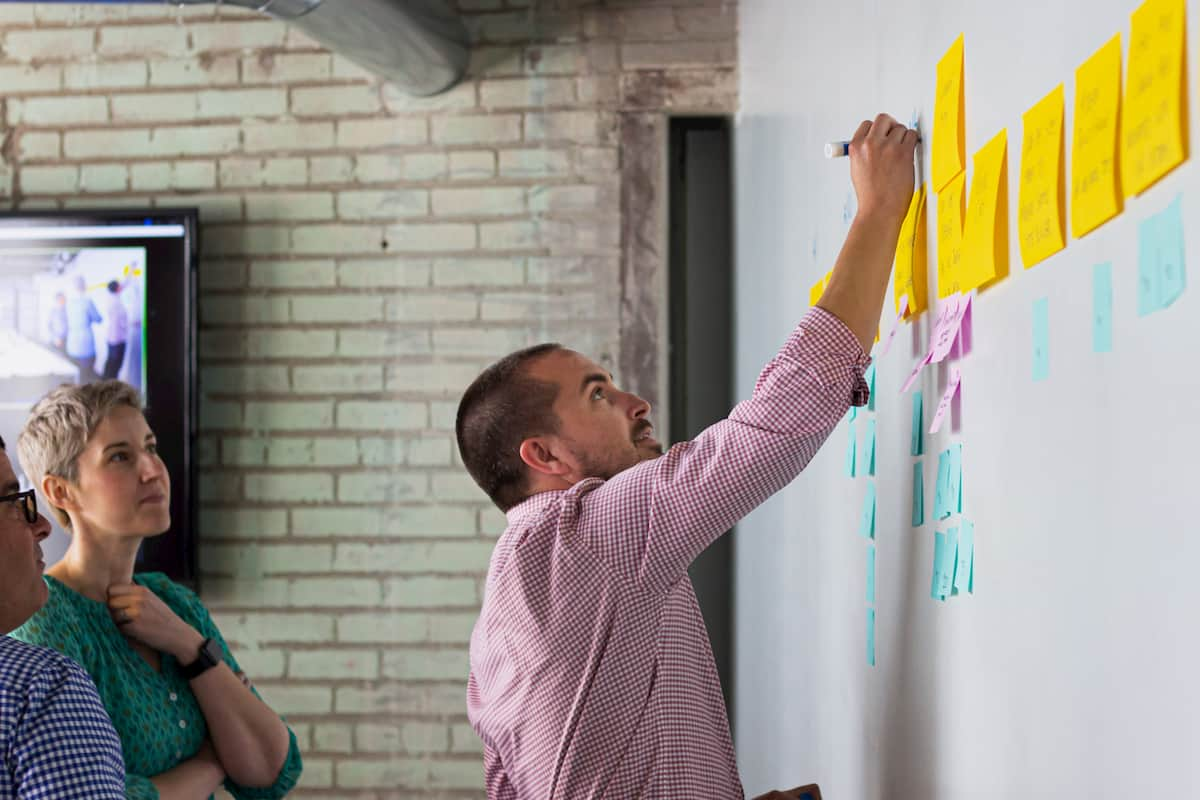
[292,224,387,255]
[352,153,405,184]
[355,722,448,754]
[287,577,382,606]
[20,166,78,195]
[308,155,353,184]
[149,56,240,87]
[111,92,198,123]
[166,193,242,222]
[9,96,108,126]
[201,543,333,576]
[266,437,359,467]
[498,148,572,178]
[202,296,290,325]
[448,150,496,180]
[218,157,309,188]
[336,329,431,358]
[335,614,426,645]
[431,114,522,146]
[401,153,449,182]
[294,757,333,789]
[3,29,95,62]
[385,293,477,323]
[292,85,381,116]
[383,223,476,253]
[433,327,529,357]
[290,650,378,680]
[480,77,575,108]
[0,65,62,95]
[385,362,481,394]
[248,259,337,288]
[190,22,287,52]
[199,89,288,119]
[63,62,148,90]
[334,683,465,716]
[330,54,376,82]
[255,685,332,715]
[130,161,216,191]
[198,508,289,539]
[383,576,478,608]
[245,191,334,221]
[245,472,334,503]
[292,504,473,538]
[479,220,537,250]
[336,472,427,504]
[382,649,469,682]
[337,258,431,288]
[335,401,426,430]
[244,400,334,430]
[98,25,189,57]
[243,121,335,153]
[64,127,241,159]
[292,364,384,392]
[451,722,484,754]
[215,612,335,645]
[201,364,290,393]
[432,187,525,217]
[290,294,385,323]
[528,183,602,213]
[335,189,428,220]
[333,541,494,573]
[621,39,737,69]
[335,118,428,149]
[311,723,354,754]
[381,79,477,113]
[432,257,523,287]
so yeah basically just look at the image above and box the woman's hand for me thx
[107,583,205,662]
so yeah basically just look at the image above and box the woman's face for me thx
[70,406,171,540]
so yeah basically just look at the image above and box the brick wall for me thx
[0,1,736,795]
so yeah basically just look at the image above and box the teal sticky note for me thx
[934,449,951,520]
[1158,195,1186,309]
[859,481,876,539]
[955,519,975,594]
[910,390,924,456]
[911,461,924,526]
[1137,213,1161,316]
[1032,298,1049,382]
[866,607,876,666]
[865,364,877,410]
[863,419,877,476]
[849,405,858,421]
[1093,262,1113,353]
[931,531,946,601]
[844,421,857,477]
[866,545,876,604]
[948,443,963,514]
[941,527,959,598]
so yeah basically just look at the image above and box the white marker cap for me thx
[824,141,850,159]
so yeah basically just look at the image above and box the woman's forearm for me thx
[188,663,291,787]
[148,750,225,799]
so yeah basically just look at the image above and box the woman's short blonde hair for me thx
[18,380,142,527]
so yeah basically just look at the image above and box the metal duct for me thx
[31,0,469,96]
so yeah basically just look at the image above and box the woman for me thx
[11,381,302,799]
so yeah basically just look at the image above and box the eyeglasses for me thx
[0,489,38,524]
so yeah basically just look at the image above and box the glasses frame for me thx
[0,489,38,524]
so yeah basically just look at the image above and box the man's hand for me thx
[849,112,919,223]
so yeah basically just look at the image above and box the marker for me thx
[825,141,851,159]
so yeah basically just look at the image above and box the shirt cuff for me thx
[791,306,872,406]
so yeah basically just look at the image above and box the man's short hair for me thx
[18,381,142,527]
[0,434,6,449]
[456,344,563,512]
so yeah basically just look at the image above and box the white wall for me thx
[734,2,1200,797]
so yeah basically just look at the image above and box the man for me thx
[102,280,129,381]
[456,114,918,798]
[65,275,102,383]
[0,435,126,799]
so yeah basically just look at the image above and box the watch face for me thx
[202,638,223,666]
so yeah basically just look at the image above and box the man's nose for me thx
[31,513,51,542]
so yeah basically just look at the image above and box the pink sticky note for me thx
[951,293,974,360]
[881,295,909,356]
[928,365,962,434]
[901,352,931,393]
[928,294,969,364]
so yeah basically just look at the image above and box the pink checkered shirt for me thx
[467,308,870,799]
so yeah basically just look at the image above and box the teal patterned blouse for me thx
[9,573,302,799]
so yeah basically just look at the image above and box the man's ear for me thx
[41,474,78,517]
[518,436,572,478]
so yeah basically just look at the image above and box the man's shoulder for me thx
[0,636,78,690]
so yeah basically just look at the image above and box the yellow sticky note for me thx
[1018,84,1066,269]
[1072,35,1123,237]
[894,187,928,317]
[933,34,966,192]
[937,171,966,298]
[809,277,823,307]
[961,129,1009,292]
[1123,0,1188,196]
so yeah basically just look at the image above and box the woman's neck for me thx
[49,528,141,603]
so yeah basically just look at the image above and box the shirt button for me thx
[169,693,177,702]
[175,750,182,759]
[178,720,187,729]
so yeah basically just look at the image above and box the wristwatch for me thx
[179,637,223,680]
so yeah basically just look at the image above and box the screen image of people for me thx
[0,246,147,565]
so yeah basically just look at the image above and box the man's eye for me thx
[592,387,605,400]
[146,443,158,455]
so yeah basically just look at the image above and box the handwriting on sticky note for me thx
[866,545,876,604]
[929,366,962,434]
[955,519,975,593]
[928,293,971,364]
[937,171,967,298]
[1072,34,1124,237]
[962,129,1009,291]
[933,34,966,191]
[947,443,963,515]
[1019,84,1067,268]
[912,461,924,527]
[1123,0,1187,195]
[1138,195,1187,315]
[1032,298,1050,381]
[931,530,947,600]
[895,188,929,316]
[860,482,876,538]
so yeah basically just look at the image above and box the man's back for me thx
[0,635,125,799]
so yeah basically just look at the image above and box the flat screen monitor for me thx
[0,209,198,584]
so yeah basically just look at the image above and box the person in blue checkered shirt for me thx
[1,433,126,799]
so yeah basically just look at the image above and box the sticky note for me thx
[894,188,929,316]
[1137,195,1187,315]
[962,129,1009,292]
[955,519,975,594]
[931,530,947,601]
[844,420,857,477]
[849,405,858,421]
[937,171,967,298]
[1093,262,1113,352]
[862,418,877,476]
[933,34,966,191]
[1018,84,1067,269]
[1123,0,1187,196]
[912,461,924,527]
[901,353,930,394]
[947,442,963,514]
[927,294,970,364]
[866,607,877,666]
[865,364,877,411]
[940,527,959,598]
[1032,298,1050,381]
[910,390,924,455]
[860,481,876,539]
[882,295,908,356]
[866,545,876,604]
[1072,34,1124,237]
[809,277,824,307]
[928,365,962,435]
[934,450,949,520]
